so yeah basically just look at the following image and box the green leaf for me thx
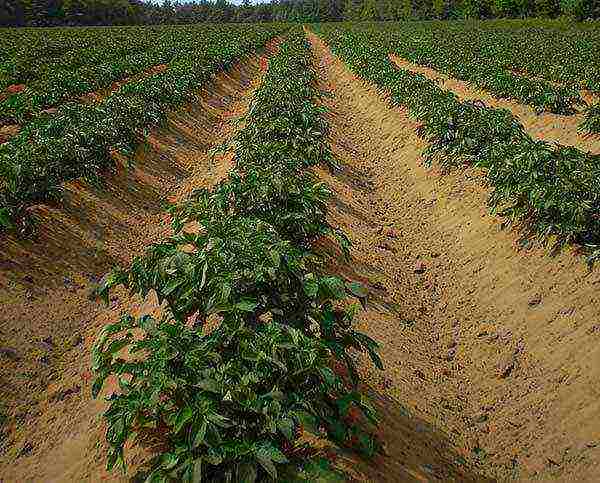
[105,336,131,357]
[174,405,194,433]
[319,367,336,387]
[208,412,232,428]
[235,298,259,312]
[192,458,203,483]
[345,280,368,299]
[269,249,281,267]
[254,443,287,480]
[192,420,207,449]
[91,374,107,399]
[294,410,318,434]
[163,277,184,296]
[321,276,346,299]
[145,470,168,483]
[0,208,14,229]
[160,452,179,470]
[198,379,220,393]
[303,274,319,298]
[277,417,295,440]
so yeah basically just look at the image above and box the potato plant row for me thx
[92,31,381,482]
[0,25,253,125]
[0,25,286,233]
[369,20,600,92]
[350,21,587,115]
[318,26,600,263]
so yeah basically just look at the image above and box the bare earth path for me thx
[390,54,600,155]
[308,31,600,482]
[0,44,275,482]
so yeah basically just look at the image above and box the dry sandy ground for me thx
[0,45,273,482]
[307,31,600,482]
[1,31,600,483]
[389,54,600,155]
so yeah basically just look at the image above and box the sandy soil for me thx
[308,31,600,482]
[0,45,274,482]
[390,55,600,155]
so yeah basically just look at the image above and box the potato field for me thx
[1,18,600,483]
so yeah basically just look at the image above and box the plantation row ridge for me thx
[2,15,600,483]
[305,29,600,482]
[388,54,600,156]
[312,24,600,264]
[0,40,287,481]
[90,30,385,481]
[0,25,286,233]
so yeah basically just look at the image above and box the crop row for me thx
[317,26,600,263]
[0,25,181,88]
[92,31,381,482]
[372,20,600,93]
[350,21,587,115]
[0,25,286,234]
[0,25,243,125]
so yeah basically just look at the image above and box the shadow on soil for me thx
[347,387,496,483]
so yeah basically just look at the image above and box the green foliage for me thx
[319,24,600,258]
[92,32,382,481]
[581,103,600,134]
[369,21,586,114]
[533,0,560,17]
[360,0,378,20]
[491,0,533,17]
[0,24,285,233]
[560,0,597,20]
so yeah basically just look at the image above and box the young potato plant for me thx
[355,20,594,115]
[93,32,382,482]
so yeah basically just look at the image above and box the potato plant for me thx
[0,25,251,125]
[362,19,600,109]
[93,32,382,482]
[353,22,587,115]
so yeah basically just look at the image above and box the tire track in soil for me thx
[0,42,277,483]
[390,54,600,155]
[308,31,600,482]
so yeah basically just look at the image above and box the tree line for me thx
[1,0,598,27]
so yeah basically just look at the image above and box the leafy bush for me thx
[581,103,600,134]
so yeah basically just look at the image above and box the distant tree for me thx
[395,0,412,18]
[533,0,560,16]
[560,0,598,19]
[0,0,26,25]
[491,0,534,17]
[343,0,360,19]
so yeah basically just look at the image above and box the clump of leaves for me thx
[581,103,600,135]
